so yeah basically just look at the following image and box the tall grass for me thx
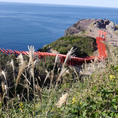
[0,42,118,118]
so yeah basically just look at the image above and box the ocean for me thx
[0,2,118,50]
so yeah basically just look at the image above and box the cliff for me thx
[40,19,118,57]
[65,19,118,47]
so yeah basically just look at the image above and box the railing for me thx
[0,31,107,66]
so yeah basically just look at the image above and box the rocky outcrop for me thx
[65,19,95,35]
[65,19,118,47]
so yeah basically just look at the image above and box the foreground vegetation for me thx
[0,44,118,118]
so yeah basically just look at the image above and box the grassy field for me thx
[0,44,118,118]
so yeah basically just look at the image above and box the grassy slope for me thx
[40,36,97,57]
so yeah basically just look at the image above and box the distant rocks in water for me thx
[65,19,118,47]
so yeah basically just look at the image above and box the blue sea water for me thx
[0,2,118,50]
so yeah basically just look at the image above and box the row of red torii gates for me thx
[0,30,107,66]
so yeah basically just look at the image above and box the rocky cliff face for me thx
[65,19,118,47]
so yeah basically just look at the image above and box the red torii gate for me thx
[0,31,107,66]
[97,30,107,58]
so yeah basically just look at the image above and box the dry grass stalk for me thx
[16,54,26,87]
[62,47,75,69]
[79,59,106,76]
[56,93,69,108]
[1,81,7,101]
[43,70,50,87]
[105,41,118,65]
[9,59,16,82]
[35,84,42,102]
[0,71,9,100]
[10,59,15,71]
[57,68,67,81]
[28,45,35,67]
[28,46,35,95]
[27,46,39,96]
[56,48,75,86]
[50,54,60,86]
[71,67,79,80]
[27,46,35,78]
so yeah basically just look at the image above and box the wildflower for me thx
[19,102,24,112]
[109,74,115,80]
[80,102,82,105]
[19,102,23,108]
[72,97,76,104]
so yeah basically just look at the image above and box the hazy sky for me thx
[0,0,117,8]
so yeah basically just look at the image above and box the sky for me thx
[0,0,117,8]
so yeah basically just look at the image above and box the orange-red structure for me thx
[0,31,107,66]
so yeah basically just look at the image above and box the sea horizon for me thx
[0,1,118,9]
[0,2,117,50]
